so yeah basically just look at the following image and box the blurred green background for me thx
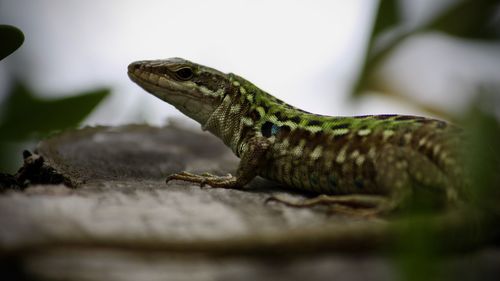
[0,25,110,172]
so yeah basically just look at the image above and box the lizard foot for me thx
[165,171,238,188]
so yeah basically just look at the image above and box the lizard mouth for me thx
[128,64,179,94]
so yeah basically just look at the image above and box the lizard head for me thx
[128,58,231,125]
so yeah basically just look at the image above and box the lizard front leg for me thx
[166,135,271,189]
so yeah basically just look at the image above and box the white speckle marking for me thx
[333,128,349,136]
[433,144,441,155]
[355,155,365,166]
[292,140,306,157]
[230,104,241,114]
[419,138,427,146]
[358,129,372,136]
[241,117,254,126]
[368,147,377,158]
[306,126,322,133]
[336,145,348,164]
[281,138,290,147]
[404,133,412,143]
[383,130,394,140]
[350,150,360,159]
[310,146,323,161]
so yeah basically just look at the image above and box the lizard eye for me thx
[174,67,194,80]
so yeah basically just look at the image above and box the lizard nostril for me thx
[128,62,140,73]
[128,61,150,73]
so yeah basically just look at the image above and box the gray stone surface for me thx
[0,125,498,281]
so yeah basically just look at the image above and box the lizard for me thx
[127,58,466,214]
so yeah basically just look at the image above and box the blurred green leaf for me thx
[425,0,500,40]
[370,0,401,46]
[0,82,110,141]
[353,0,403,96]
[462,88,500,211]
[393,215,440,281]
[353,0,500,97]
[0,25,24,61]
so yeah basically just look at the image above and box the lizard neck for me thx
[202,74,264,155]
[202,73,318,157]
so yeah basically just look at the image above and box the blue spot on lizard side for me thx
[262,121,280,137]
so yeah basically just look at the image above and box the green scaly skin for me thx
[128,58,466,212]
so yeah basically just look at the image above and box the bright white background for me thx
[1,0,499,127]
